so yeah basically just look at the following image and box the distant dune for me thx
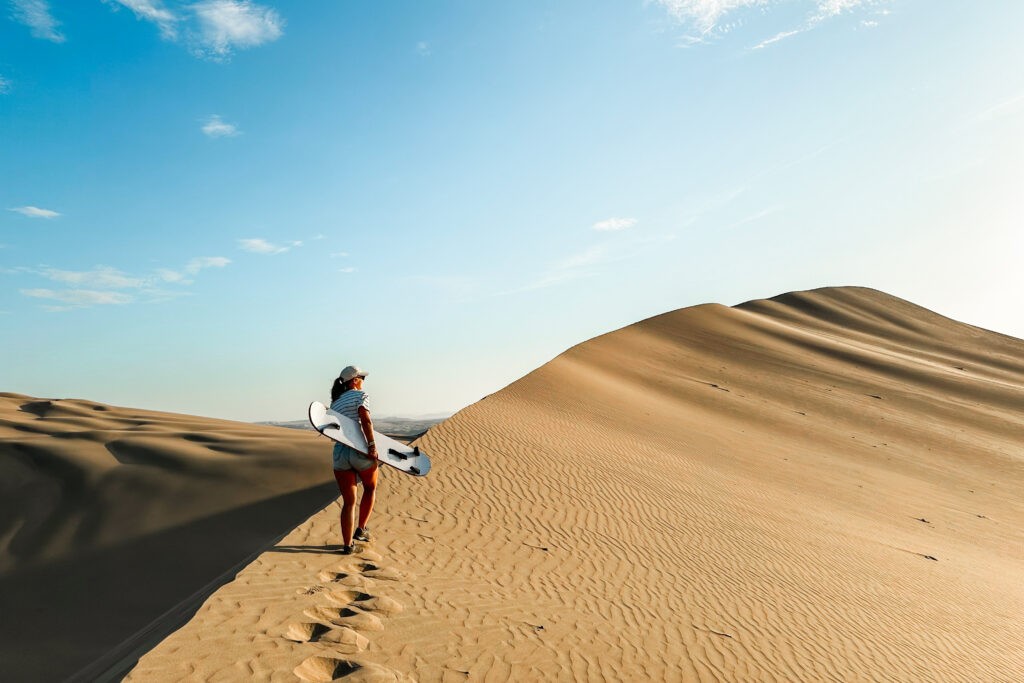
[0,396,339,681]
[124,287,1024,682]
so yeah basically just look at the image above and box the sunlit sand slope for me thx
[0,395,336,682]
[129,287,1024,682]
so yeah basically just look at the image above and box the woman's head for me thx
[331,365,368,401]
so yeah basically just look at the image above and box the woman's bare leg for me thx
[337,470,358,546]
[356,465,379,531]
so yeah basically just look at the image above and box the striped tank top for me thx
[330,390,371,421]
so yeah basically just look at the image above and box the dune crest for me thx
[120,288,1024,679]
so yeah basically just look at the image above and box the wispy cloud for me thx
[238,238,300,254]
[654,0,769,36]
[21,289,133,308]
[201,114,240,138]
[155,256,230,284]
[156,268,188,283]
[752,29,803,50]
[654,0,892,48]
[40,266,145,289]
[416,41,431,57]
[974,93,1024,124]
[330,251,350,258]
[186,256,231,273]
[191,0,284,58]
[592,217,638,232]
[338,267,356,274]
[726,205,785,229]
[104,0,178,39]
[11,0,64,42]
[511,245,612,294]
[0,75,10,94]
[9,205,61,219]
[11,257,231,310]
[101,0,283,60]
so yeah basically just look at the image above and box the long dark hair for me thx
[330,377,348,402]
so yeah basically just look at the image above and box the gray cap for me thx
[339,365,368,382]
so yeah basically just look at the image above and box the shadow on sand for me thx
[0,482,338,683]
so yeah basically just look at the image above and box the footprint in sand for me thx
[288,550,411,680]
[318,570,376,588]
[323,589,405,616]
[283,622,369,652]
[293,655,411,682]
[304,605,385,632]
[358,562,411,582]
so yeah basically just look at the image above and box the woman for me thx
[329,365,379,555]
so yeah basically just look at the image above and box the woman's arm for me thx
[357,405,378,460]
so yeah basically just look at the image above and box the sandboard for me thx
[308,401,432,477]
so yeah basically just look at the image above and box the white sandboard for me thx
[308,401,432,477]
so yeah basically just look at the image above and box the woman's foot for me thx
[354,527,371,542]
[339,544,354,555]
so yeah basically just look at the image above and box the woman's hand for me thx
[367,443,379,461]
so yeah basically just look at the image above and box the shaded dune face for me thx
[0,395,332,572]
[128,286,1024,682]
[0,395,337,681]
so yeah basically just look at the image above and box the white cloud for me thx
[416,41,431,56]
[191,0,284,58]
[654,0,890,47]
[510,245,612,294]
[0,75,10,94]
[100,0,282,60]
[592,217,638,232]
[9,206,61,219]
[816,0,865,17]
[338,267,356,273]
[330,251,350,258]
[12,256,230,309]
[726,205,784,229]
[11,0,64,42]
[41,266,145,289]
[654,1,769,35]
[974,93,1024,124]
[156,268,187,283]
[155,258,227,284]
[21,288,133,306]
[186,255,231,273]
[555,245,609,270]
[752,29,804,49]
[238,238,296,254]
[104,0,179,39]
[201,114,240,137]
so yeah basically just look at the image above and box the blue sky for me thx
[2,1,1022,421]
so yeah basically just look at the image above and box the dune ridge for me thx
[101,287,1024,679]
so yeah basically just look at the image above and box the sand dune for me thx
[23,285,1024,681]
[0,396,338,682]
[125,287,1024,682]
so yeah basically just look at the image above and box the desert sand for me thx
[8,286,1024,682]
[0,396,338,681]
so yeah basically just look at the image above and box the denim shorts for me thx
[333,442,376,472]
